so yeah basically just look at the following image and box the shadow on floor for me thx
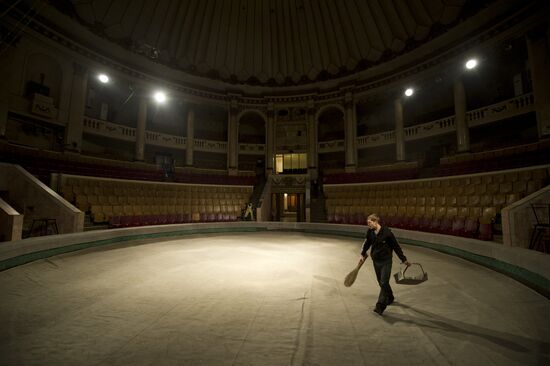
[382,302,549,362]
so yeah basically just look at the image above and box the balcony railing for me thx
[239,143,265,155]
[355,93,534,150]
[83,93,534,154]
[356,130,395,149]
[467,93,535,126]
[145,131,186,149]
[83,118,136,142]
[318,139,345,153]
[194,138,227,153]
[403,116,455,141]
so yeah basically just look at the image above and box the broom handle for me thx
[357,256,367,269]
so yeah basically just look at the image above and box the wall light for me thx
[404,88,414,97]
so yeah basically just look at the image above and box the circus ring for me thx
[1,222,549,365]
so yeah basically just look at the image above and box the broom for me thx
[344,256,367,287]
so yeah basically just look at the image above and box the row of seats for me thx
[327,168,542,195]
[330,194,522,210]
[324,168,418,184]
[74,195,244,212]
[330,206,497,221]
[61,177,252,196]
[91,204,244,224]
[58,175,253,225]
[440,140,543,165]
[0,140,257,185]
[328,210,490,240]
[326,206,495,240]
[109,213,242,228]
[65,185,249,198]
[435,142,550,177]
[324,166,549,240]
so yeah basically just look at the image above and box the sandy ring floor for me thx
[0,232,549,365]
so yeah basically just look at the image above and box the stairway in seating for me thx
[249,175,267,208]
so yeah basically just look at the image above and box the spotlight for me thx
[98,74,109,83]
[154,91,167,103]
[404,88,414,97]
[465,59,478,70]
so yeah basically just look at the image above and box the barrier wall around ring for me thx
[1,222,548,298]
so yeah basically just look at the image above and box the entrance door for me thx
[271,193,305,222]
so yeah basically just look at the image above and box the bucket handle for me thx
[402,262,425,276]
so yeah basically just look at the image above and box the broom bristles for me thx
[344,259,365,287]
[344,268,359,287]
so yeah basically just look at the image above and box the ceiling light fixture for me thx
[465,59,478,70]
[154,91,167,103]
[98,74,109,83]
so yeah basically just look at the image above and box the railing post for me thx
[186,106,195,167]
[454,77,470,152]
[394,98,405,161]
[135,97,147,161]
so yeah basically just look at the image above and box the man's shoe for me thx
[373,307,384,316]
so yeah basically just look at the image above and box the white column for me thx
[65,63,88,151]
[135,97,147,161]
[344,93,357,172]
[265,104,275,175]
[227,104,239,175]
[394,98,405,161]
[527,32,550,138]
[454,77,470,152]
[185,106,195,166]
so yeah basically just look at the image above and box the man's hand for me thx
[403,260,411,267]
[359,255,368,262]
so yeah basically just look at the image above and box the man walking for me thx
[360,214,410,315]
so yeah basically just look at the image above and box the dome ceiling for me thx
[59,0,484,86]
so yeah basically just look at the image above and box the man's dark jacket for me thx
[361,226,407,263]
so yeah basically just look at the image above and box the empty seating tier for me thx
[0,141,256,186]
[58,175,254,227]
[324,166,549,241]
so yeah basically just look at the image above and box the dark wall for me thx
[357,144,396,167]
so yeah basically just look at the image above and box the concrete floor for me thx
[0,232,548,365]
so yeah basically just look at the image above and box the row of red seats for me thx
[173,172,256,185]
[324,168,418,184]
[1,144,257,186]
[327,213,493,241]
[436,147,550,177]
[109,212,241,228]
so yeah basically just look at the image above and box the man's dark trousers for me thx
[373,259,394,310]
